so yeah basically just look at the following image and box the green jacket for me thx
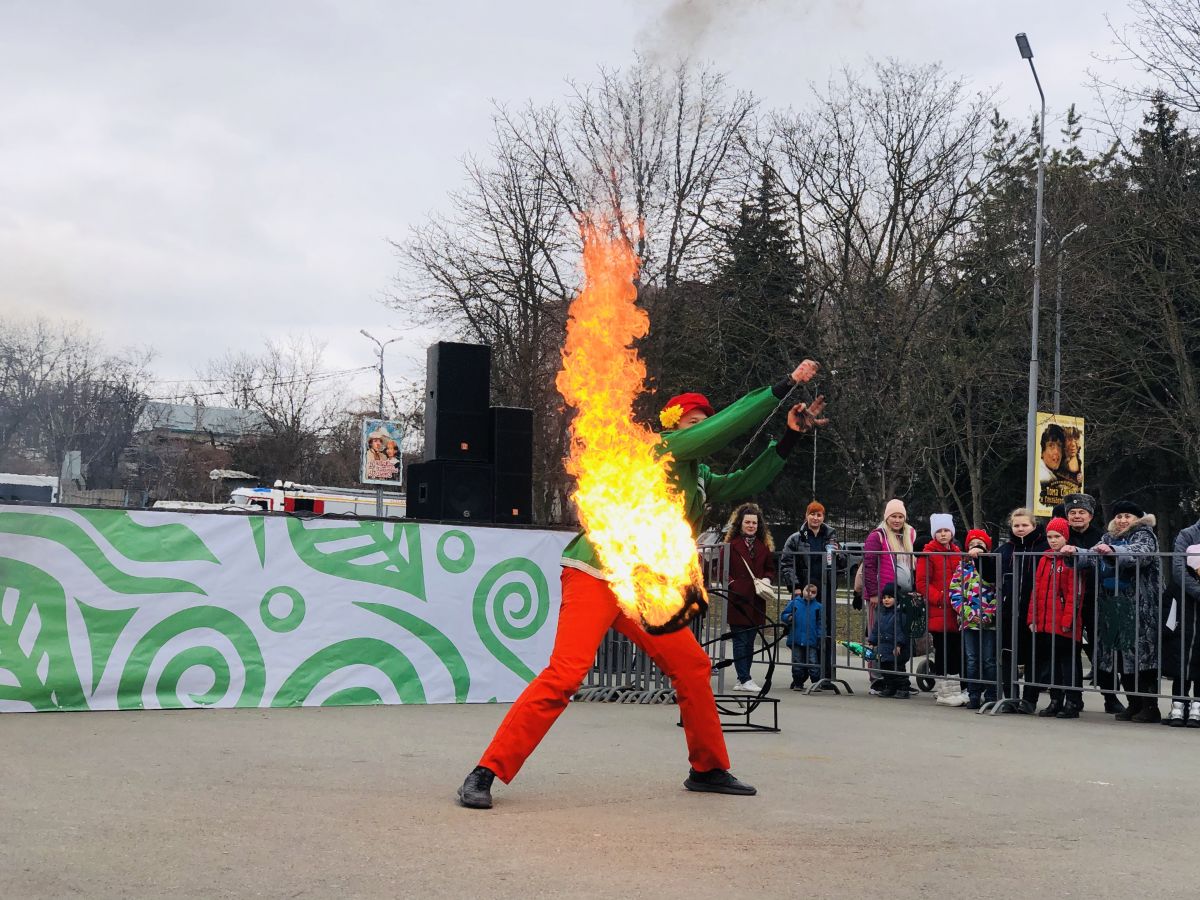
[561,382,791,579]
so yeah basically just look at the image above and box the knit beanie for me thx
[883,498,906,520]
[1045,517,1070,538]
[964,529,992,551]
[929,513,955,538]
[806,500,825,516]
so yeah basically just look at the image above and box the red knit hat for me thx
[964,529,992,551]
[1045,517,1070,538]
[660,392,715,427]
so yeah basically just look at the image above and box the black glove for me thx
[852,593,864,610]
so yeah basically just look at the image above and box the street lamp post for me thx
[1016,32,1046,511]
[360,329,400,518]
[1053,223,1088,414]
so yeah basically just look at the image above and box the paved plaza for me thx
[2,668,1196,899]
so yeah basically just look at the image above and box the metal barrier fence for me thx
[575,543,732,702]
[819,543,1199,720]
[576,536,1200,722]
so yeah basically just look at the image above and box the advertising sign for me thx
[1035,411,1085,517]
[360,418,404,485]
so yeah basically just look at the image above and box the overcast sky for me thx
[0,0,1143,400]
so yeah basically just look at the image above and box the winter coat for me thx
[916,540,963,633]
[949,557,997,630]
[1163,519,1200,683]
[781,596,824,648]
[1076,515,1161,673]
[780,523,837,593]
[1161,581,1200,684]
[867,603,910,664]
[998,527,1048,637]
[725,535,776,627]
[1029,551,1082,640]
[863,525,917,601]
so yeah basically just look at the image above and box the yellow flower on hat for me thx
[659,404,683,429]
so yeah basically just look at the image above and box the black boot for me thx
[457,765,496,809]
[1115,696,1141,721]
[1037,700,1063,718]
[1056,703,1081,719]
[1131,702,1161,724]
[1103,694,1126,715]
[684,768,757,796]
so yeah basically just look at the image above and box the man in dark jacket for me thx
[780,501,838,681]
[1063,492,1123,713]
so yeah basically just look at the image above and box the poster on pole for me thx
[360,419,404,485]
[1035,411,1085,517]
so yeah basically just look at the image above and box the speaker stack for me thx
[406,342,533,524]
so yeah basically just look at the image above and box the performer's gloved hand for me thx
[787,396,828,432]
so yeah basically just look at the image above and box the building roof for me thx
[137,402,267,438]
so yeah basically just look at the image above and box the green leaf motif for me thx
[76,599,137,695]
[272,639,426,706]
[74,509,219,564]
[356,601,470,701]
[473,558,550,683]
[117,606,265,709]
[0,559,87,710]
[286,519,425,600]
[0,513,206,597]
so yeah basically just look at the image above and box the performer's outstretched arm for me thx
[662,360,820,462]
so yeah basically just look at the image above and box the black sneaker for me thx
[879,684,896,698]
[683,768,757,796]
[1056,704,1081,719]
[894,688,911,699]
[966,696,982,710]
[457,765,495,809]
[1103,695,1127,715]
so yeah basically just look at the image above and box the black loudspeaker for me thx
[491,407,533,525]
[405,460,494,522]
[424,342,491,462]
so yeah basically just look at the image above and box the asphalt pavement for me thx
[1,667,1196,899]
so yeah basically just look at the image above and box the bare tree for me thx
[773,61,998,514]
[0,317,150,486]
[1100,0,1200,115]
[197,335,356,486]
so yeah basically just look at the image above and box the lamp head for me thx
[1015,33,1033,59]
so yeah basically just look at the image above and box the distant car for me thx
[838,541,865,593]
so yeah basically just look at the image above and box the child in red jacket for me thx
[917,513,964,706]
[1028,518,1084,718]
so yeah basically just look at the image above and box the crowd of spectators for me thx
[767,492,1200,725]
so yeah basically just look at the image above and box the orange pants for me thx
[479,566,730,783]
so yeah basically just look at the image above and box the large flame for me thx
[556,220,705,629]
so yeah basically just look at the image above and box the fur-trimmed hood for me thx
[1105,513,1157,537]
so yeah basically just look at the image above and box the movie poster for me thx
[360,419,405,486]
[1035,412,1084,518]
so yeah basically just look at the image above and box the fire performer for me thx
[457,361,829,809]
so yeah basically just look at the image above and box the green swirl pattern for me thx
[272,639,425,706]
[0,507,569,711]
[472,558,551,683]
[116,607,266,709]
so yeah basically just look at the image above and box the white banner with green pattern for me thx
[0,505,572,712]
